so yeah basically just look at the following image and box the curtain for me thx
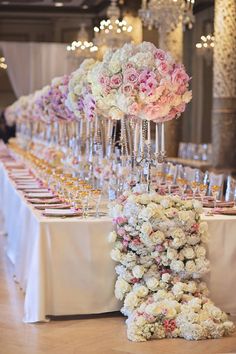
[0,42,77,98]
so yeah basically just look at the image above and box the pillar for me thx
[159,23,183,157]
[212,0,236,171]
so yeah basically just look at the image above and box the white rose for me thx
[166,248,178,260]
[132,265,145,279]
[172,282,186,297]
[166,307,177,319]
[186,281,197,294]
[140,222,153,236]
[150,230,165,245]
[110,248,122,262]
[170,260,184,273]
[182,246,195,259]
[124,292,139,310]
[185,260,197,273]
[195,245,206,258]
[146,277,159,291]
[115,278,131,300]
[133,285,149,298]
[161,273,171,283]
[108,231,117,243]
[145,303,163,316]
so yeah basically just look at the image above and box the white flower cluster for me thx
[108,192,235,342]
[65,58,97,118]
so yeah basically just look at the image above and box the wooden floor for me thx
[0,233,236,354]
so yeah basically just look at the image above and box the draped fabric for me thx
[0,42,77,98]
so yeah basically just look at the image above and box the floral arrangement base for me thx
[109,192,235,342]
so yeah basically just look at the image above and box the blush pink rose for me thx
[138,69,156,84]
[128,102,141,115]
[110,73,122,88]
[158,62,170,75]
[172,68,189,85]
[99,75,110,87]
[154,49,166,61]
[124,67,139,84]
[122,83,134,95]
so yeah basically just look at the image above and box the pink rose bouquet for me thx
[90,42,192,122]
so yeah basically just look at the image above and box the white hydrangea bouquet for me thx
[108,192,234,342]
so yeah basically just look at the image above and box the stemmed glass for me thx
[91,189,102,217]
[165,174,174,195]
[191,181,199,199]
[177,177,187,199]
[211,185,220,208]
[199,183,208,204]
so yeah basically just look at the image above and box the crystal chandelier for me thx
[138,0,195,32]
[0,57,7,70]
[93,0,133,56]
[66,24,98,60]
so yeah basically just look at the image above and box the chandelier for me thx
[0,57,7,70]
[196,34,214,64]
[138,0,195,32]
[66,24,98,61]
[93,0,133,56]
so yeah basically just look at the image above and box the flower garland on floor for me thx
[108,192,235,342]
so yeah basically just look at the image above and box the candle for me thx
[161,123,165,152]
[147,120,151,145]
[80,119,83,137]
[134,122,139,154]
[140,121,144,153]
[95,115,98,138]
[107,119,111,141]
[86,119,90,138]
[155,123,159,154]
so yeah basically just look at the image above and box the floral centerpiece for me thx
[66,58,98,122]
[90,42,192,122]
[109,192,234,341]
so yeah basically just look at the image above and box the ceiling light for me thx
[82,4,88,9]
[54,2,64,7]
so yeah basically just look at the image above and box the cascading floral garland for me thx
[109,192,235,341]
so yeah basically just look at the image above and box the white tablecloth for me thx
[0,165,120,322]
[0,163,236,322]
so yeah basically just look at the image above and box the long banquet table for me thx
[0,162,236,322]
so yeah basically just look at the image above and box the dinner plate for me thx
[17,185,42,190]
[24,189,49,193]
[217,208,236,215]
[28,198,62,204]
[203,201,234,208]
[34,203,70,210]
[43,209,82,217]
[27,192,55,198]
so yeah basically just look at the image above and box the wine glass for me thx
[211,185,220,208]
[165,174,174,195]
[199,183,208,204]
[177,177,187,199]
[191,181,199,199]
[91,189,102,217]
